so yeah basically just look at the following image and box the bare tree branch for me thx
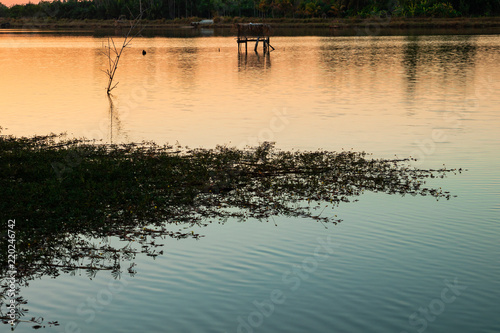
[101,6,145,95]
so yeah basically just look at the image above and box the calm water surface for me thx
[1,33,499,332]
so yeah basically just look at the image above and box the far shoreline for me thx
[2,16,500,35]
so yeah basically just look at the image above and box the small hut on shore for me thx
[236,23,274,54]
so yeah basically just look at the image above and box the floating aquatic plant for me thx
[0,134,462,276]
[0,133,462,328]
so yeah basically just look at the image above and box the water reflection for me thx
[1,35,499,151]
[237,52,271,71]
[401,35,478,116]
[402,36,420,114]
[108,95,126,143]
[402,36,419,84]
[199,28,214,37]
[401,35,477,78]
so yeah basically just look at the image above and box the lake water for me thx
[1,31,500,332]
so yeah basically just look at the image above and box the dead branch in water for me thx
[101,9,144,95]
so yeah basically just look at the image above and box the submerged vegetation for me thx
[0,133,460,273]
[1,131,462,328]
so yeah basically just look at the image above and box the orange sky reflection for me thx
[1,35,499,159]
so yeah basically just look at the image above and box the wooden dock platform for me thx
[236,23,275,54]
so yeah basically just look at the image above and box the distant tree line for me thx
[1,0,499,20]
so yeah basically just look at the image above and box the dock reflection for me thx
[237,52,271,71]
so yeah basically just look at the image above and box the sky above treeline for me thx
[2,0,40,6]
